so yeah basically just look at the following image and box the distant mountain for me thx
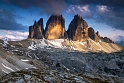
[116,41,124,47]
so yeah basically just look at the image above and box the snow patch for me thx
[48,39,64,48]
[28,42,36,50]
[2,69,9,74]
[21,59,29,62]
[2,63,14,72]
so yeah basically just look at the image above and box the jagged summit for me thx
[74,14,83,20]
[67,14,88,41]
[28,18,44,39]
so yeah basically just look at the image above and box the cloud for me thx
[0,9,27,31]
[116,35,124,41]
[67,5,93,19]
[4,30,29,37]
[103,33,124,42]
[65,0,124,30]
[1,0,67,15]
[1,0,124,30]
[0,30,29,41]
[95,5,124,30]
[65,0,124,7]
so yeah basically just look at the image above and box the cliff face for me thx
[88,27,100,42]
[28,18,44,39]
[28,26,34,38]
[67,14,88,41]
[45,15,66,40]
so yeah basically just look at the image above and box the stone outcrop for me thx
[67,14,88,41]
[88,27,100,42]
[101,37,114,43]
[28,18,44,39]
[45,15,66,40]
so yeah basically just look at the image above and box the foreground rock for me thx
[88,27,100,42]
[67,14,88,41]
[1,69,123,83]
[0,39,123,83]
[45,15,66,40]
[28,18,44,39]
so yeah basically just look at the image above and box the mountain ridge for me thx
[28,14,114,43]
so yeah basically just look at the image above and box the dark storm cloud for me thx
[65,0,124,7]
[65,0,124,30]
[1,0,67,15]
[95,6,124,30]
[1,0,124,30]
[0,9,27,31]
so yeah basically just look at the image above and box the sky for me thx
[0,0,124,42]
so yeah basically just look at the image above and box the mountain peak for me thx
[28,18,44,39]
[67,14,88,41]
[28,14,114,44]
[45,14,66,40]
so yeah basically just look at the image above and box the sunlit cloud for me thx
[0,30,28,41]
[67,5,93,19]
[96,5,109,12]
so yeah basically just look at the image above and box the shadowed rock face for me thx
[88,27,100,42]
[67,14,88,41]
[28,18,44,39]
[28,26,34,38]
[45,15,66,40]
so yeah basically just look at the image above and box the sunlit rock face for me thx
[45,15,66,40]
[28,18,44,39]
[88,27,100,42]
[67,14,88,41]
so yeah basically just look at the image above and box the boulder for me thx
[45,15,66,40]
[88,27,100,42]
[67,14,88,41]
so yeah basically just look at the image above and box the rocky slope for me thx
[1,68,124,83]
[0,39,124,83]
[45,15,66,40]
